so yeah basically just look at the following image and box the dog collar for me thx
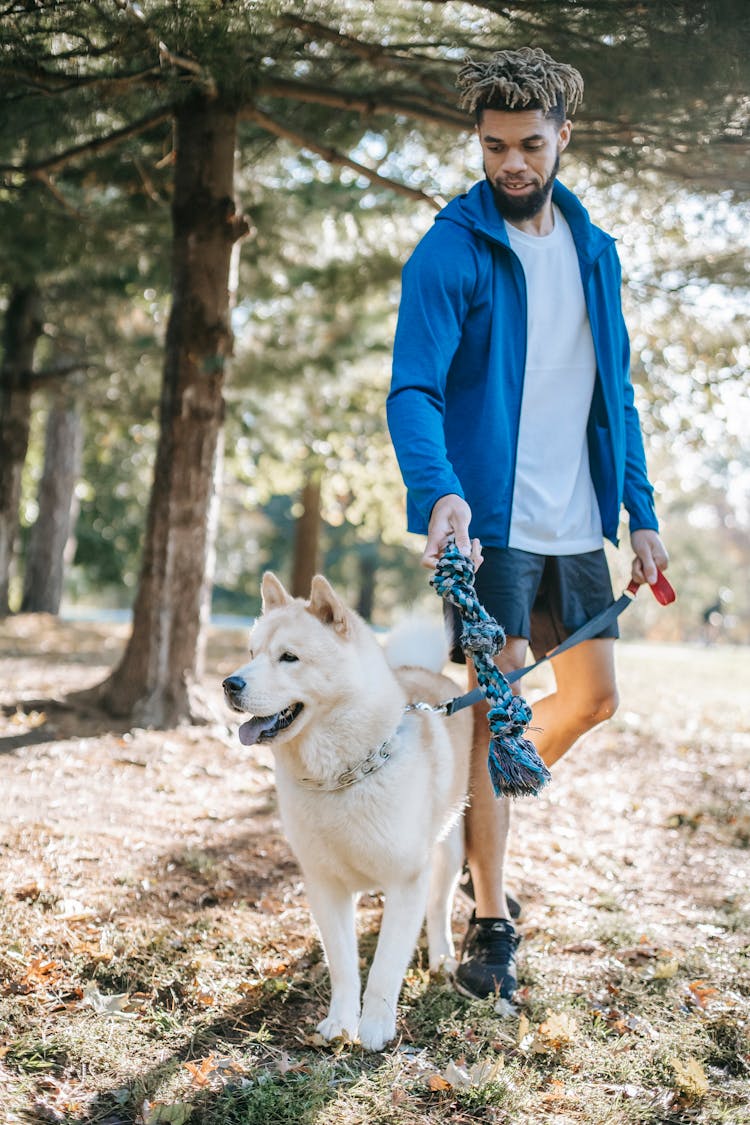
[296,716,407,792]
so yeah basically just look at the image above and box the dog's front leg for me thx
[358,872,430,1051]
[305,877,360,1042]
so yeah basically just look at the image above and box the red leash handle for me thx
[626,569,676,605]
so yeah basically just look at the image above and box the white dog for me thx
[223,572,472,1051]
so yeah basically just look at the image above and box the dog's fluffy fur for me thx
[223,573,472,1051]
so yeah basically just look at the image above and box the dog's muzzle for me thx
[223,674,246,710]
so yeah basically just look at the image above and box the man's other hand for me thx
[421,494,483,571]
[630,528,669,586]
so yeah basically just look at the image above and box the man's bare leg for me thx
[464,638,528,919]
[465,637,618,917]
[531,638,618,767]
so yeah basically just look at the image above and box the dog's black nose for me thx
[223,675,246,695]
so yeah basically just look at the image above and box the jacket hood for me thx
[436,179,614,264]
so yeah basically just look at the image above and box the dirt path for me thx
[1,616,748,1124]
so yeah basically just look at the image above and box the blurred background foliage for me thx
[3,0,749,639]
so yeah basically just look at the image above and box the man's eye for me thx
[279,652,299,663]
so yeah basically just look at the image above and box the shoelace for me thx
[472,921,519,958]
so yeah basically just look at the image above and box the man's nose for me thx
[501,149,527,175]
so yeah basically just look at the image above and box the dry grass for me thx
[0,616,748,1124]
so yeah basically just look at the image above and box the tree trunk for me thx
[98,96,246,726]
[0,285,43,616]
[21,394,83,614]
[290,470,323,599]
[356,546,378,622]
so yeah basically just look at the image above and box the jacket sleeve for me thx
[386,223,478,525]
[615,255,660,533]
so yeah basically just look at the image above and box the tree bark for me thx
[21,394,83,614]
[98,95,246,726]
[356,545,378,622]
[0,285,43,616]
[290,471,323,599]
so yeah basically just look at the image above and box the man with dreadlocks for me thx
[387,47,669,1005]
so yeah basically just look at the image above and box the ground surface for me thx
[0,616,748,1124]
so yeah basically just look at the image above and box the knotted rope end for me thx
[432,540,550,799]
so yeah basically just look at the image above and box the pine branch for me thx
[243,106,444,211]
[111,0,218,96]
[256,76,467,128]
[32,172,85,219]
[3,63,162,95]
[276,13,438,67]
[0,106,172,177]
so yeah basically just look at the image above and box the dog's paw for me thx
[429,954,458,977]
[316,1015,358,1043]
[357,1013,397,1052]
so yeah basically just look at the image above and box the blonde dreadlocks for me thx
[457,47,584,118]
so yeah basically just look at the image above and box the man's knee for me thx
[580,684,619,729]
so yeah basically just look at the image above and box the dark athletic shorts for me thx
[446,546,618,664]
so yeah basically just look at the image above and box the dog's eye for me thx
[279,652,299,663]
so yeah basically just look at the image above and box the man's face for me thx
[478,108,571,221]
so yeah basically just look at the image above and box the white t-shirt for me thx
[506,205,603,554]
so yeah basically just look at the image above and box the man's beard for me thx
[488,154,560,221]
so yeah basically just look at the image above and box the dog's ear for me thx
[261,571,292,614]
[307,575,350,637]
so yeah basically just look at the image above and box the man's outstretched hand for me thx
[630,528,669,586]
[422,493,483,571]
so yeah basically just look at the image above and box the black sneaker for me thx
[454,912,520,1002]
[457,865,522,920]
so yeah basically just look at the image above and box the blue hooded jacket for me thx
[387,179,658,547]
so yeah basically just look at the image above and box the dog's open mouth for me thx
[238,703,304,746]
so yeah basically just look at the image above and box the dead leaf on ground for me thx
[140,1101,193,1125]
[671,1057,709,1099]
[83,983,144,1018]
[686,980,719,1008]
[529,1011,579,1054]
[428,1056,506,1090]
[561,940,602,954]
[184,1055,218,1088]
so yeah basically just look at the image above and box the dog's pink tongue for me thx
[238,714,277,746]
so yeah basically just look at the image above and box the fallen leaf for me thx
[671,1057,708,1099]
[83,983,138,1018]
[531,1011,579,1054]
[55,898,96,921]
[427,1074,452,1091]
[23,957,60,982]
[687,980,719,1008]
[562,940,601,954]
[14,881,43,901]
[184,1054,218,1088]
[542,1078,566,1105]
[429,1057,506,1090]
[141,1101,193,1125]
[616,943,661,964]
[650,958,680,980]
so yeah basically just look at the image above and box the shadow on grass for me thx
[0,697,134,755]
[72,903,396,1125]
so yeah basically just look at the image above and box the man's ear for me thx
[307,575,350,637]
[261,571,292,614]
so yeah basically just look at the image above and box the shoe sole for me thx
[452,973,517,1005]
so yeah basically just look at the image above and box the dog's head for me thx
[222,572,364,747]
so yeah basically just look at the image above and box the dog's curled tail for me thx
[383,615,449,674]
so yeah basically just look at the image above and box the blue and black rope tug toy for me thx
[430,541,552,799]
